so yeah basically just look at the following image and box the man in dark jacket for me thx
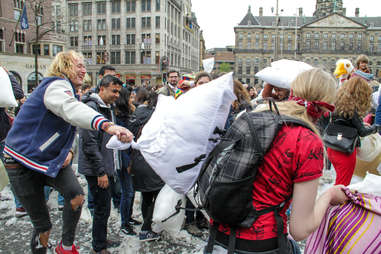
[78,75,123,254]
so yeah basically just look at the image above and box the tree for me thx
[219,63,232,73]
[29,0,55,88]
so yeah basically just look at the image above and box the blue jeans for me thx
[117,169,135,226]
[376,93,381,127]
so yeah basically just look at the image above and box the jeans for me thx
[87,175,121,210]
[86,175,112,252]
[6,163,84,246]
[117,169,135,227]
[141,190,160,231]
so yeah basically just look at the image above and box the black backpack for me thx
[195,103,311,254]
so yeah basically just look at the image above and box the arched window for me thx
[27,72,43,93]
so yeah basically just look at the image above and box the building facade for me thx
[234,1,381,86]
[0,0,66,93]
[65,0,201,87]
[205,47,235,74]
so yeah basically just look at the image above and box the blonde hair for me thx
[256,68,337,134]
[46,50,84,81]
[335,77,372,118]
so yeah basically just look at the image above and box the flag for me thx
[20,4,29,30]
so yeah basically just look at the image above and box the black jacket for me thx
[0,72,25,141]
[129,105,164,192]
[78,93,118,176]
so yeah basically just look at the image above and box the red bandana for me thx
[288,93,335,120]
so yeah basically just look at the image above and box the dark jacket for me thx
[0,72,24,141]
[116,112,131,169]
[78,92,117,176]
[129,104,164,192]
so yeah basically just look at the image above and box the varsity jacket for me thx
[4,77,109,177]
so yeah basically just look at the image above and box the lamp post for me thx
[140,42,145,64]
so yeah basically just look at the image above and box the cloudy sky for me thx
[191,0,380,49]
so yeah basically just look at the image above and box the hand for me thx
[177,80,192,91]
[106,125,134,143]
[62,151,73,168]
[328,185,348,206]
[97,174,109,189]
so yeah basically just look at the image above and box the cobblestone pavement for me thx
[0,171,315,254]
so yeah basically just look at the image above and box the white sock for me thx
[62,244,72,250]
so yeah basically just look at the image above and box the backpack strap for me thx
[205,223,218,253]
[176,154,206,173]
[227,228,237,254]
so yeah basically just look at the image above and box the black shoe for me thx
[120,225,137,236]
[196,218,209,230]
[106,239,121,248]
[128,218,142,225]
[30,230,47,254]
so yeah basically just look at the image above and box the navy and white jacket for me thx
[4,77,109,177]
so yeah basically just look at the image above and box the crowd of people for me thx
[0,50,380,254]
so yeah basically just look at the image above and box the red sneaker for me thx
[55,241,79,254]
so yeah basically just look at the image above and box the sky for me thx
[191,0,381,49]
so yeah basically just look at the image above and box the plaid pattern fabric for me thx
[197,110,308,215]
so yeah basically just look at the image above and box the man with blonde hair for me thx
[3,50,133,254]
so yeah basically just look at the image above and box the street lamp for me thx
[140,42,145,64]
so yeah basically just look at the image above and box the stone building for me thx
[234,0,381,86]
[0,0,66,93]
[205,47,235,74]
[65,0,201,86]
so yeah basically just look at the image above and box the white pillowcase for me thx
[0,67,17,107]
[137,72,236,194]
[255,59,313,90]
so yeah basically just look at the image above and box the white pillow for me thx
[202,57,215,73]
[255,59,313,90]
[0,67,17,107]
[137,72,236,194]
[152,184,186,236]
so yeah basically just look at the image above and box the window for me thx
[323,41,328,50]
[246,65,251,74]
[156,0,160,11]
[125,51,136,64]
[141,0,151,12]
[83,20,92,32]
[110,51,121,64]
[55,21,62,33]
[52,45,63,56]
[126,34,135,45]
[96,51,107,64]
[97,35,106,45]
[82,2,92,16]
[142,33,151,44]
[155,33,160,44]
[155,16,160,28]
[97,19,106,30]
[314,33,319,39]
[126,0,136,12]
[32,44,41,55]
[323,33,328,39]
[126,18,136,29]
[142,17,151,28]
[55,5,61,16]
[69,20,79,32]
[370,36,374,42]
[112,18,120,30]
[83,35,92,45]
[314,40,319,49]
[97,1,106,14]
[70,37,78,47]
[331,41,336,50]
[0,29,3,52]
[15,31,25,42]
[69,3,78,16]
[14,0,23,9]
[43,44,49,56]
[83,52,92,65]
[112,0,121,13]
[112,35,120,45]
[15,43,24,54]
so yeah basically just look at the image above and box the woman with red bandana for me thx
[206,68,348,254]
[324,77,378,186]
